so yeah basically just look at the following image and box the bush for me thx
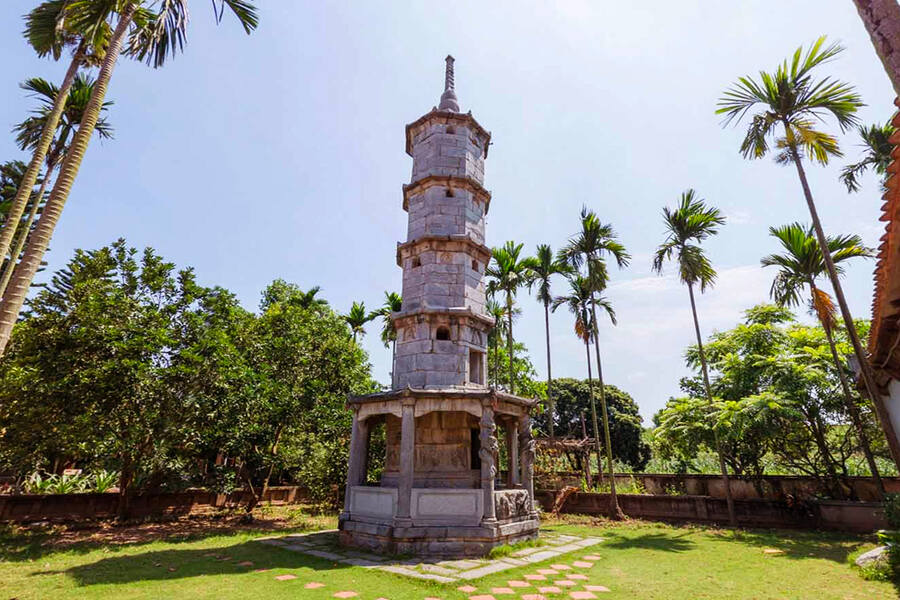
[884,493,900,529]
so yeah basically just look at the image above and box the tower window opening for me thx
[436,326,451,341]
[411,256,421,268]
[445,188,454,197]
[470,428,481,469]
[469,350,484,384]
[446,125,456,134]
[471,260,479,272]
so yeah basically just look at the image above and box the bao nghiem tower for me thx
[339,57,540,557]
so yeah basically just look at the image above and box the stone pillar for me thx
[507,420,519,487]
[395,398,416,526]
[480,403,498,523]
[518,414,535,515]
[342,409,368,518]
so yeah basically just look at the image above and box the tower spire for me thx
[439,55,459,112]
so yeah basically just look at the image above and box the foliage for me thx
[489,342,545,401]
[841,121,894,193]
[884,493,900,530]
[651,189,724,291]
[535,378,650,470]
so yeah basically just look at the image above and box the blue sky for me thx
[0,1,893,422]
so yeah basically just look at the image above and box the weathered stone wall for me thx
[382,411,479,488]
[409,122,488,184]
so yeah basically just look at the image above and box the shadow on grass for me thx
[601,530,696,553]
[717,528,877,565]
[34,532,353,587]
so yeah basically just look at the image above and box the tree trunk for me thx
[261,424,284,499]
[854,0,900,96]
[687,282,737,527]
[116,455,134,522]
[544,300,555,437]
[506,291,515,394]
[0,46,84,276]
[589,295,624,520]
[0,163,53,299]
[809,409,847,499]
[785,134,900,467]
[583,337,603,485]
[811,280,885,496]
[0,9,136,355]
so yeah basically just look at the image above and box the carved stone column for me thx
[507,420,519,487]
[395,398,416,526]
[342,408,368,518]
[480,403,498,523]
[518,414,535,514]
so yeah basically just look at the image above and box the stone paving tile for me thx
[498,557,528,566]
[252,568,271,573]
[537,569,559,575]
[524,574,546,581]
[236,561,254,567]
[338,557,381,568]
[491,588,515,595]
[523,551,564,564]
[442,559,485,569]
[572,561,593,568]
[584,585,610,592]
[421,564,459,576]
[508,580,530,587]
[333,592,358,599]
[457,585,478,592]
[458,562,514,580]
[569,592,596,599]
[568,573,588,580]
[512,547,541,557]
[468,595,496,600]
[582,555,602,561]
[538,586,562,594]
[550,564,572,570]
[274,574,296,581]
[304,582,325,589]
[307,549,344,561]
[554,580,576,587]
[521,595,548,600]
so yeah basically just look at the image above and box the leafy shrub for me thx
[92,470,118,493]
[884,493,900,529]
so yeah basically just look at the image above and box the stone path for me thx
[254,530,603,583]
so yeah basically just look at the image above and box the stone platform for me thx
[256,529,603,582]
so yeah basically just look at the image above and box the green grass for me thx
[0,510,895,599]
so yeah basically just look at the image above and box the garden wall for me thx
[534,472,895,502]
[534,490,886,533]
[0,486,307,523]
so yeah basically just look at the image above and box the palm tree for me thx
[716,36,900,465]
[486,241,538,395]
[561,207,630,519]
[0,0,259,355]
[527,244,570,437]
[377,291,402,383]
[0,162,29,224]
[551,274,616,484]
[761,222,883,495]
[344,301,375,343]
[0,74,114,299]
[840,121,895,193]
[294,286,329,312]
[486,296,507,388]
[651,189,736,527]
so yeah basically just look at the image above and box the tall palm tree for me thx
[527,244,571,437]
[0,0,259,355]
[0,74,114,299]
[486,241,538,395]
[561,208,629,519]
[651,189,736,527]
[294,286,329,312]
[761,222,883,495]
[840,121,895,193]
[853,0,900,95]
[486,296,507,388]
[0,162,29,225]
[377,291,402,382]
[552,274,613,487]
[716,36,900,466]
[344,301,375,343]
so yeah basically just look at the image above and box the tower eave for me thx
[402,174,492,214]
[405,110,492,158]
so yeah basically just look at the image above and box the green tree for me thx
[485,296,513,388]
[344,300,375,343]
[486,241,538,395]
[377,291,402,383]
[651,189,735,527]
[716,37,897,465]
[527,244,570,437]
[761,222,882,494]
[561,207,630,519]
[490,342,545,401]
[840,121,894,193]
[0,0,259,355]
[261,281,329,313]
[1,74,114,299]
[545,378,650,470]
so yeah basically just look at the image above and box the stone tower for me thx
[392,56,494,391]
[339,57,538,557]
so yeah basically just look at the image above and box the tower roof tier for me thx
[402,174,491,214]
[395,235,491,268]
[405,110,491,158]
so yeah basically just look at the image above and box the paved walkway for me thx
[255,529,603,584]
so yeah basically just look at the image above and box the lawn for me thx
[0,507,893,599]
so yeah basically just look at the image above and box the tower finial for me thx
[439,55,459,112]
